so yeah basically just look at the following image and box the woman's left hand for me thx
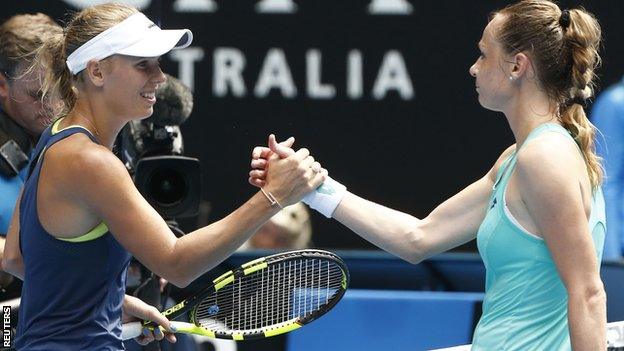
[122,295,177,345]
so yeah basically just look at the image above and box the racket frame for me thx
[142,249,349,340]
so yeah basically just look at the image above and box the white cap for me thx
[66,13,193,74]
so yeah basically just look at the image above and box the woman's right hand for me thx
[122,295,176,345]
[259,134,327,207]
[248,136,294,188]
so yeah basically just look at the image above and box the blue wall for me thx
[287,290,483,350]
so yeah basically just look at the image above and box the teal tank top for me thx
[472,123,606,350]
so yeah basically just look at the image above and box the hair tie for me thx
[566,85,591,108]
[565,95,587,108]
[559,10,571,29]
[570,96,587,108]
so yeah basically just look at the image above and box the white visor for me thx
[66,13,192,74]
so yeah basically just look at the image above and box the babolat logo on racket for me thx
[207,305,219,316]
[163,301,186,316]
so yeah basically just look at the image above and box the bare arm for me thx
[0,236,15,287]
[0,236,5,265]
[516,140,606,350]
[251,143,516,264]
[1,189,24,280]
[333,170,494,264]
[332,146,516,264]
[63,140,324,288]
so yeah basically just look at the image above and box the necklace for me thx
[72,112,100,137]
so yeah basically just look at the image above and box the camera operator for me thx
[0,14,62,284]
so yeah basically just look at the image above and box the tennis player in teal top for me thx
[250,1,607,349]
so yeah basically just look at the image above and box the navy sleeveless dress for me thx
[16,119,132,350]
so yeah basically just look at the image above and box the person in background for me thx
[239,202,312,250]
[592,78,624,260]
[0,12,63,345]
[0,13,62,284]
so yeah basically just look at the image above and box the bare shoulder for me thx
[514,132,592,239]
[44,133,130,194]
[516,132,580,175]
[515,132,582,190]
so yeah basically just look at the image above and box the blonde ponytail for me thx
[34,32,76,119]
[27,3,139,120]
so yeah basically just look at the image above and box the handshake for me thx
[248,134,346,218]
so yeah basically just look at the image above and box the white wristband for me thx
[302,176,346,218]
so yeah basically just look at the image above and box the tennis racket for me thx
[122,249,349,341]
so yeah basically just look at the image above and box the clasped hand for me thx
[249,134,326,206]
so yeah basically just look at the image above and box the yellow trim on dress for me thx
[50,117,108,242]
[57,222,109,242]
[51,117,91,136]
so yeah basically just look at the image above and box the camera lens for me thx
[147,168,187,206]
[135,156,201,218]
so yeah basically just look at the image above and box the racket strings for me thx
[194,269,343,307]
[199,260,344,328]
[192,263,344,307]
[194,258,344,333]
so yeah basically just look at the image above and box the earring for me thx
[509,76,514,81]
